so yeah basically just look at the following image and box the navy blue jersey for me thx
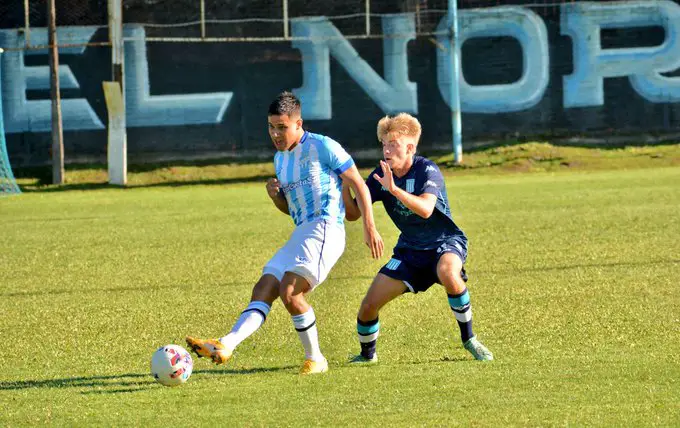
[367,156,467,250]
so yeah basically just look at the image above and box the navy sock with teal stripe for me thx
[448,289,474,343]
[357,317,380,359]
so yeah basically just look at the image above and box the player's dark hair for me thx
[268,91,301,117]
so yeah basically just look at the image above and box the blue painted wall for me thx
[3,1,680,166]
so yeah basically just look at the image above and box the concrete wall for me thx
[3,0,680,166]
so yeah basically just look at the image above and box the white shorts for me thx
[263,219,345,289]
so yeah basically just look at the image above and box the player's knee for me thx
[282,297,308,316]
[279,284,293,303]
[437,261,463,283]
[278,283,302,309]
[252,275,280,303]
[439,271,466,294]
[358,298,380,320]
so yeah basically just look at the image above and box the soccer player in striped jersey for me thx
[343,113,493,363]
[187,91,383,375]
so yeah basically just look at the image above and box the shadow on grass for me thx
[13,153,286,193]
[0,373,154,394]
[330,355,470,370]
[78,367,298,394]
[395,356,469,365]
[18,174,274,193]
[0,365,296,394]
[193,366,297,376]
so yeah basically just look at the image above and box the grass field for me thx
[2,144,679,426]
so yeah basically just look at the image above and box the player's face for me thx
[268,114,302,151]
[381,135,415,170]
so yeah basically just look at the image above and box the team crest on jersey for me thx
[405,179,415,193]
[394,200,414,217]
[298,153,310,168]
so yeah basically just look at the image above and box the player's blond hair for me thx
[376,113,422,146]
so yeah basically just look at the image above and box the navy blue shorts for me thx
[378,239,468,293]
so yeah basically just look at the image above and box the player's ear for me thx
[296,118,303,129]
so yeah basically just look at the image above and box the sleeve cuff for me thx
[334,158,354,175]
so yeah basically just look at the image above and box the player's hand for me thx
[266,178,282,199]
[364,225,384,259]
[373,160,396,194]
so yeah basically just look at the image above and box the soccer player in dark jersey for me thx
[342,113,493,362]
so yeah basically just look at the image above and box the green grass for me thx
[1,145,679,426]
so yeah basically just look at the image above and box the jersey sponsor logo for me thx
[425,180,438,189]
[406,179,415,193]
[425,165,436,172]
[282,176,313,193]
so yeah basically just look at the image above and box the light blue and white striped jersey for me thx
[274,131,354,226]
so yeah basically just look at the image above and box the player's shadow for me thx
[1,366,305,394]
[193,365,297,376]
[394,355,470,365]
[0,373,154,394]
[19,174,276,193]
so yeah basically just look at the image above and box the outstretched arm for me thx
[340,165,384,259]
[266,178,290,215]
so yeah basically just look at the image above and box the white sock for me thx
[291,308,323,361]
[220,301,271,351]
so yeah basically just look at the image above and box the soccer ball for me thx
[150,344,193,387]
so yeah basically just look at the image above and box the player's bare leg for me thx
[186,274,280,365]
[438,253,493,361]
[279,272,327,375]
[351,274,407,363]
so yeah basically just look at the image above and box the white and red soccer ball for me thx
[150,344,193,387]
